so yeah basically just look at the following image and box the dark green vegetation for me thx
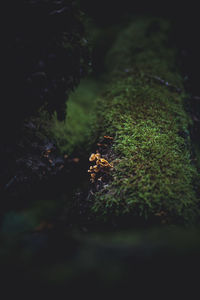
[1,226,200,296]
[52,78,102,155]
[87,18,200,224]
[47,17,200,225]
[1,2,200,293]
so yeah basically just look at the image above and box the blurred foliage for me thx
[1,225,200,296]
[51,78,102,155]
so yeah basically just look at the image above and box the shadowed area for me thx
[1,0,200,295]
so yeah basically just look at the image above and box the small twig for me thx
[4,176,17,190]
[192,96,200,101]
[147,75,182,93]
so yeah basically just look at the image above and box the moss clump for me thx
[51,78,102,155]
[91,18,200,224]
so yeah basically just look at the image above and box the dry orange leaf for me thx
[89,153,96,161]
[88,151,113,183]
[90,173,96,182]
[98,158,113,168]
[89,153,101,161]
[93,165,100,172]
[73,158,80,163]
[35,221,53,232]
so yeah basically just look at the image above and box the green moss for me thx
[91,18,200,224]
[51,78,102,155]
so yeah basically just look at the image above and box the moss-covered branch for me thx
[90,18,200,224]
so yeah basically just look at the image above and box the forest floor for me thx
[1,16,200,295]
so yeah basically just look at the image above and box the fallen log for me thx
[89,18,200,224]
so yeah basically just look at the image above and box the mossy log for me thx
[90,18,200,224]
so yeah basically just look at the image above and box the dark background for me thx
[1,1,200,295]
[79,0,200,94]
